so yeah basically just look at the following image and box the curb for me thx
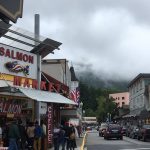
[80,132,88,150]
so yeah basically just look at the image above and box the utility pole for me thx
[35,14,41,123]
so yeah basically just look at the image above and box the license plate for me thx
[112,130,118,133]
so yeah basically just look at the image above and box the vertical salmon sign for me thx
[47,104,53,145]
[0,0,23,23]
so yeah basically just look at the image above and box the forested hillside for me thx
[78,71,130,122]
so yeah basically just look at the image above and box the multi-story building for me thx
[128,73,150,116]
[42,60,82,126]
[109,92,129,107]
[42,59,71,87]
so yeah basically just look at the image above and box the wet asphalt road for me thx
[86,130,150,150]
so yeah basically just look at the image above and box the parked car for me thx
[103,123,123,140]
[126,125,133,137]
[99,123,108,136]
[137,124,150,141]
[86,126,92,131]
[129,125,139,139]
[121,126,127,135]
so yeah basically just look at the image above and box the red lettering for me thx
[29,55,33,64]
[23,54,28,62]
[23,78,30,88]
[13,76,22,86]
[0,47,34,64]
[32,79,38,89]
[48,83,54,92]
[11,50,16,59]
[0,47,5,56]
[16,52,23,61]
[5,49,10,58]
[40,81,46,90]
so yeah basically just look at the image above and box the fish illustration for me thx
[5,61,29,76]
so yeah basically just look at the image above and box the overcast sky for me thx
[15,0,150,80]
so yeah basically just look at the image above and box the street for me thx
[86,130,150,150]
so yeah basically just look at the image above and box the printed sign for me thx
[40,102,47,115]
[0,102,22,114]
[0,43,37,79]
[47,104,53,145]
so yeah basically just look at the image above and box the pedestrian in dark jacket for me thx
[8,118,21,150]
[64,124,70,150]
[69,125,77,150]
[18,120,27,150]
[53,125,60,150]
[58,126,66,150]
[33,121,42,150]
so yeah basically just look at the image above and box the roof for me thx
[0,83,76,105]
[70,66,78,81]
[42,59,67,64]
[18,87,76,105]
[128,73,150,87]
[0,21,62,58]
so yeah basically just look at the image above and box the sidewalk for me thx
[49,136,83,150]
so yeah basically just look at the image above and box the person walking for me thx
[8,118,21,150]
[40,120,47,150]
[58,125,66,150]
[17,120,27,150]
[26,122,35,149]
[77,126,82,138]
[69,125,77,150]
[33,121,42,150]
[53,125,60,150]
[2,122,9,147]
[64,123,70,150]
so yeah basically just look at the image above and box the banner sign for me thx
[47,104,53,145]
[0,43,37,79]
[0,0,23,23]
[0,102,22,114]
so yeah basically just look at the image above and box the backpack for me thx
[34,125,42,139]
[70,132,75,140]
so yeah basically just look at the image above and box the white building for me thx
[42,59,71,88]
[128,73,150,116]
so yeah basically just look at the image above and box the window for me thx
[140,80,142,90]
[122,97,125,100]
[118,97,120,100]
[122,102,125,105]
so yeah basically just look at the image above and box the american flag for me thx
[70,87,80,104]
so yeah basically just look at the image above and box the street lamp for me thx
[80,102,83,108]
[83,110,85,117]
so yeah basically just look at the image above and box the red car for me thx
[104,124,123,140]
[137,124,150,141]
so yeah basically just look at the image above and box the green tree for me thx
[85,108,96,116]
[96,96,106,122]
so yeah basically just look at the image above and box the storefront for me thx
[0,43,76,148]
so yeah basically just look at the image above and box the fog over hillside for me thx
[76,70,129,91]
